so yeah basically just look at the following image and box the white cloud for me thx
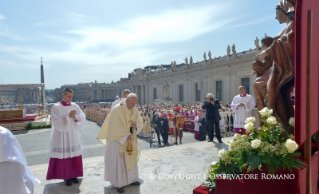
[65,12,93,23]
[0,27,25,41]
[231,15,274,28]
[0,14,5,20]
[69,5,234,52]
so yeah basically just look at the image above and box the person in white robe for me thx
[97,93,143,193]
[193,114,200,140]
[46,87,86,186]
[231,86,256,134]
[0,126,40,194]
[111,89,131,110]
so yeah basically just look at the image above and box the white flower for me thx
[289,117,294,127]
[266,116,277,125]
[284,139,298,153]
[251,139,261,149]
[212,161,217,165]
[219,149,227,158]
[245,117,256,124]
[244,122,255,133]
[234,134,241,140]
[259,107,273,117]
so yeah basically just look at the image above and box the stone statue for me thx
[163,82,171,100]
[190,56,194,65]
[264,33,267,38]
[203,52,207,61]
[255,37,260,48]
[227,45,231,55]
[174,60,177,67]
[208,50,212,60]
[184,57,188,65]
[232,44,236,54]
[253,0,295,128]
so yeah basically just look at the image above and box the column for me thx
[188,79,192,104]
[184,80,188,103]
[145,84,149,104]
[172,81,176,104]
[141,85,144,104]
[230,72,236,100]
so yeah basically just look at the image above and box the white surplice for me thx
[0,126,40,194]
[231,94,256,128]
[50,102,86,159]
[111,98,125,110]
[194,116,199,131]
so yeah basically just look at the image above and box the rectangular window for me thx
[195,83,201,101]
[216,81,223,101]
[153,88,157,100]
[241,77,250,94]
[179,85,184,102]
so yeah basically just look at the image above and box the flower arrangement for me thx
[204,107,305,190]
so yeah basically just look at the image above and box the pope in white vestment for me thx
[97,94,143,193]
[0,126,40,194]
[231,86,256,134]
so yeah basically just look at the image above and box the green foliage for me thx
[204,113,305,190]
[25,122,52,130]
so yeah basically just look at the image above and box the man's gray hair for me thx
[207,93,214,98]
[122,89,130,96]
[63,87,73,95]
[127,93,138,99]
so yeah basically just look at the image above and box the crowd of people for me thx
[83,93,237,146]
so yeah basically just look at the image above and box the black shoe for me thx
[71,178,79,184]
[65,179,72,186]
[218,140,223,143]
[117,187,124,193]
[130,181,141,186]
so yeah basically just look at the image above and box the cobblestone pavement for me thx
[11,120,229,166]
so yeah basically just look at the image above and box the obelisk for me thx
[40,57,46,116]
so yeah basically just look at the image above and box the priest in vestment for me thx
[138,112,151,137]
[231,86,256,134]
[46,87,86,186]
[0,126,40,194]
[97,93,143,193]
[111,89,130,110]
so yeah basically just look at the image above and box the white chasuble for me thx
[97,100,143,188]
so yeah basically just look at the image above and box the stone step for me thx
[29,136,233,194]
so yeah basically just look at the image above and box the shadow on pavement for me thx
[43,179,82,194]
[104,179,143,194]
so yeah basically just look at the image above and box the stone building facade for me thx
[54,80,132,102]
[0,86,41,104]
[55,44,261,105]
[130,47,260,105]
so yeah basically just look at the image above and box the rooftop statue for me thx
[227,45,231,55]
[232,44,236,54]
[208,50,212,60]
[255,37,260,48]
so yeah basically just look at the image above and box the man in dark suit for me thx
[201,93,222,143]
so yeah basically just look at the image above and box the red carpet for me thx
[0,114,38,123]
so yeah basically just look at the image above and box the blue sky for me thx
[0,0,284,89]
